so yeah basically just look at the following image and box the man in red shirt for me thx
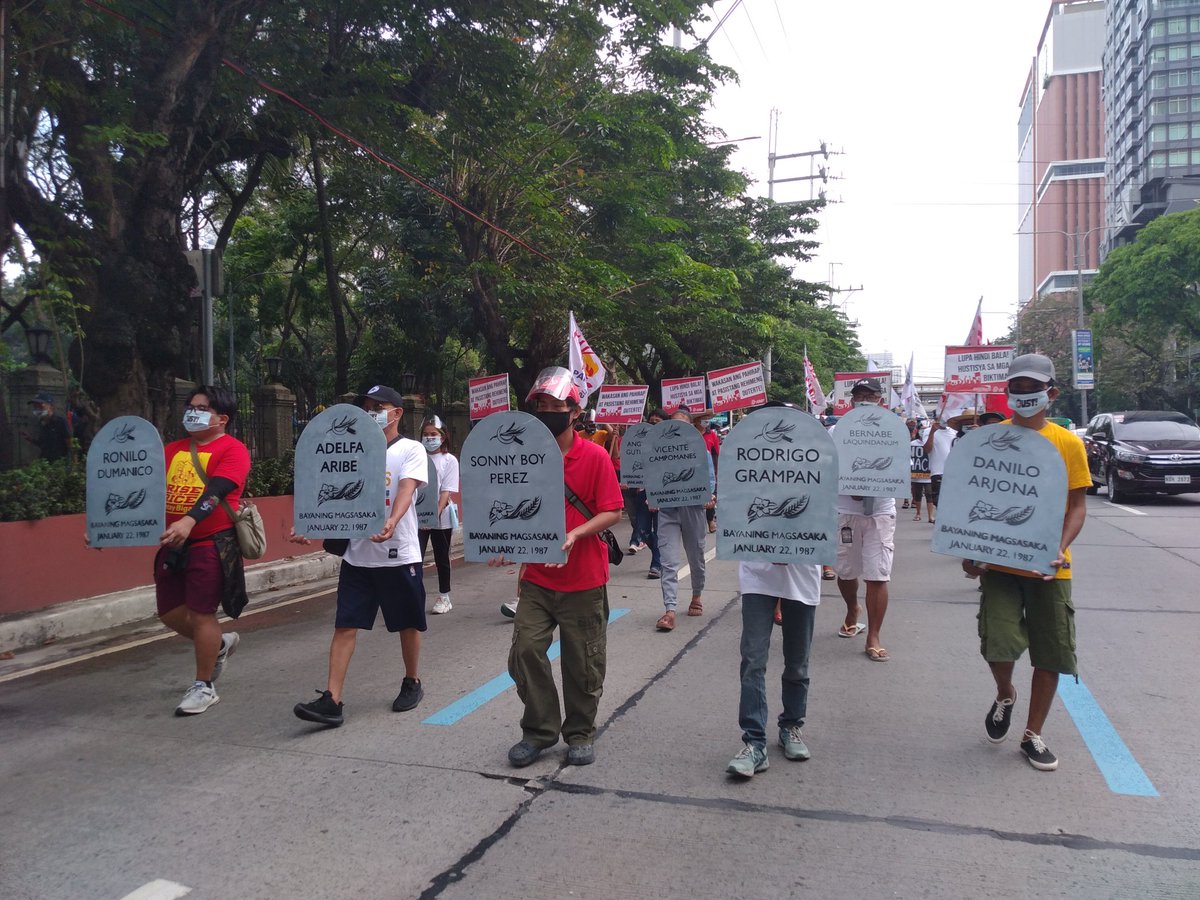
[157,386,251,716]
[490,366,624,768]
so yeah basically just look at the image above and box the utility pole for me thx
[767,109,837,202]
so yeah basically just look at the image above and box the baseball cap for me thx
[850,378,882,395]
[1006,353,1055,384]
[29,391,55,405]
[359,384,405,407]
[526,366,582,406]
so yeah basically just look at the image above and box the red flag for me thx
[964,297,983,347]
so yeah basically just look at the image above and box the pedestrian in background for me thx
[26,391,70,462]
[420,415,459,615]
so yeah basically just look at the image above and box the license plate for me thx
[1165,474,1191,484]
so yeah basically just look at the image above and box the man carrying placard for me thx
[961,354,1089,771]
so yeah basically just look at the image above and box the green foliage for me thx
[247,452,295,498]
[0,461,88,522]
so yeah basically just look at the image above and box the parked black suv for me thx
[1083,411,1200,501]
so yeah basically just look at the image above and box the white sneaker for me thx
[432,594,453,614]
[211,632,239,681]
[501,599,518,619]
[175,680,219,716]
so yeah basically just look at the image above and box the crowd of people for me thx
[114,353,1085,779]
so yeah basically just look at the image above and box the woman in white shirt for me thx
[419,415,460,614]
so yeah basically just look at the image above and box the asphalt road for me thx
[2,492,1199,899]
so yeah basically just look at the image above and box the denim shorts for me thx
[335,561,427,632]
[977,570,1076,675]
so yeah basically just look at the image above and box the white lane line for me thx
[1106,501,1148,516]
[677,546,718,582]
[121,880,192,900]
[0,585,337,685]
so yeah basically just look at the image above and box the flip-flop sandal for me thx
[838,622,866,638]
[687,598,704,616]
[912,512,922,521]
[866,646,891,662]
[656,612,676,632]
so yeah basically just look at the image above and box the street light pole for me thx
[1073,230,1088,425]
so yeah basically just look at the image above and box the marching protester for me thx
[653,405,715,632]
[419,415,459,615]
[291,384,428,727]
[961,354,1089,771]
[701,413,721,533]
[491,366,623,768]
[909,420,932,522]
[154,386,251,715]
[922,411,957,525]
[833,379,896,660]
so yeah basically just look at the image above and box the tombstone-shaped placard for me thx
[931,424,1067,574]
[86,416,166,547]
[716,407,838,565]
[293,403,387,537]
[834,405,911,497]
[415,455,441,529]
[644,419,711,509]
[620,422,653,489]
[460,411,567,563]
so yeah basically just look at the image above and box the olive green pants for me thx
[509,581,609,746]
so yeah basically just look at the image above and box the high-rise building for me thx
[1018,2,1107,310]
[1105,0,1200,253]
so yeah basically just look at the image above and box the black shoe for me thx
[566,743,595,766]
[392,677,424,712]
[294,690,344,727]
[985,692,1016,743]
[1020,731,1058,771]
[508,740,550,767]
[646,567,661,579]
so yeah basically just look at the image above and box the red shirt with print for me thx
[163,434,252,541]
[522,433,624,593]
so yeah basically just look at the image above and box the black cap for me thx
[850,378,882,395]
[359,384,404,407]
[30,391,55,405]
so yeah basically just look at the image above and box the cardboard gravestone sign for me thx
[716,407,837,565]
[293,404,387,537]
[620,422,653,489]
[833,405,911,497]
[931,425,1067,574]
[415,455,441,529]
[644,419,710,509]
[460,411,567,563]
[86,416,166,547]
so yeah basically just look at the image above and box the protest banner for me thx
[459,411,567,563]
[468,373,511,420]
[833,405,911,497]
[830,371,893,415]
[944,345,1015,394]
[414,455,441,529]
[707,361,768,412]
[716,406,837,565]
[293,404,387,537]
[85,416,166,547]
[643,419,711,509]
[595,384,649,425]
[931,424,1067,574]
[619,422,653,489]
[661,376,706,413]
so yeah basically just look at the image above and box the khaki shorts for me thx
[977,570,1077,675]
[834,513,895,582]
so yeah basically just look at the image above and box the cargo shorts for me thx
[977,569,1077,675]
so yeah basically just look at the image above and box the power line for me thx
[703,0,744,45]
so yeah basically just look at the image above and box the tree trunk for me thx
[310,136,350,395]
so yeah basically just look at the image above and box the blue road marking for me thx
[423,608,630,726]
[1058,678,1158,797]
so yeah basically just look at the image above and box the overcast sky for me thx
[701,0,1055,380]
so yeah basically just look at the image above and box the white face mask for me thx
[854,399,880,408]
[372,409,391,428]
[183,409,213,432]
[422,436,442,452]
[1008,390,1050,418]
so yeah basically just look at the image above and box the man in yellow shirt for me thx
[962,354,1089,771]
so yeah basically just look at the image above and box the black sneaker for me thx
[646,567,661,579]
[294,690,344,727]
[985,692,1016,743]
[392,677,424,712]
[1020,731,1058,771]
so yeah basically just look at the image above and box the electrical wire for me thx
[702,0,744,46]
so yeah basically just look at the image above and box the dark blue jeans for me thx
[739,594,816,750]
[626,489,660,568]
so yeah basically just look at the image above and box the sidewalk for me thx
[0,529,468,674]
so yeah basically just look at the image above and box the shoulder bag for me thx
[564,488,623,566]
[189,443,267,560]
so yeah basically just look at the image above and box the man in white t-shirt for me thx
[291,384,428,727]
[726,560,822,778]
[922,417,956,525]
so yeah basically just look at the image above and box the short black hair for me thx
[188,385,237,418]
[648,408,669,421]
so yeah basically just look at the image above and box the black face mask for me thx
[533,410,573,437]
